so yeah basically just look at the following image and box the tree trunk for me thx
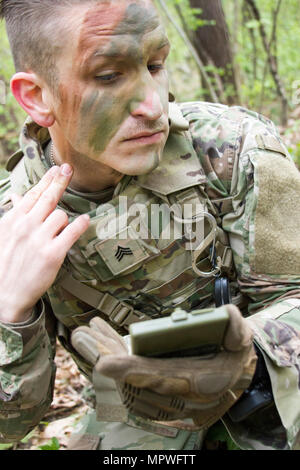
[188,0,240,104]
[244,0,288,125]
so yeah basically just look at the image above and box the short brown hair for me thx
[0,0,98,89]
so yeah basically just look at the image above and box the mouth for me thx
[123,130,165,145]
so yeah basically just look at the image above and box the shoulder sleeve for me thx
[223,110,300,309]
[221,110,300,450]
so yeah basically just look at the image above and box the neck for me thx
[49,139,123,193]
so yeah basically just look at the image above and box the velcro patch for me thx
[252,152,300,275]
[95,226,151,276]
[255,134,288,158]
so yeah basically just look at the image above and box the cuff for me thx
[2,305,40,328]
[245,298,300,449]
[0,299,46,366]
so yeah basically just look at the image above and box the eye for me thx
[95,72,121,83]
[148,63,164,74]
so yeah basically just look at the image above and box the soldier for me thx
[0,0,299,450]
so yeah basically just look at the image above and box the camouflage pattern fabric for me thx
[0,101,300,449]
[67,411,205,450]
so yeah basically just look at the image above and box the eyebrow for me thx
[157,39,171,50]
[91,38,171,60]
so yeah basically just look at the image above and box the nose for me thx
[130,83,164,121]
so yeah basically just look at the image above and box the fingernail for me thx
[61,164,73,176]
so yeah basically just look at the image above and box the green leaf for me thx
[0,443,14,450]
[38,437,60,451]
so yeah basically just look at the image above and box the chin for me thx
[122,153,161,176]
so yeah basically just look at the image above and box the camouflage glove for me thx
[71,306,257,430]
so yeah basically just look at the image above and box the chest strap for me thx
[59,268,150,330]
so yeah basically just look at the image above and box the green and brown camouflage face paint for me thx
[81,2,162,153]
[53,0,170,176]
[80,3,170,152]
[50,0,169,175]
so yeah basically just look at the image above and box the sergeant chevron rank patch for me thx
[115,245,134,262]
[94,226,152,277]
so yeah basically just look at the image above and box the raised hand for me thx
[0,164,90,323]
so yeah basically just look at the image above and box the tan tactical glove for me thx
[71,305,257,430]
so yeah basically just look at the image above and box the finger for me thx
[17,166,60,214]
[54,213,90,255]
[97,354,188,393]
[71,327,104,365]
[90,317,128,354]
[28,164,73,222]
[10,193,22,207]
[41,209,70,238]
[72,325,116,357]
[224,305,253,352]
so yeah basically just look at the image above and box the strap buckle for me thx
[110,303,134,326]
[98,294,145,327]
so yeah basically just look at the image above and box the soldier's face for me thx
[50,0,170,176]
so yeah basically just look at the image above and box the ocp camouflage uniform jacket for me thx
[0,101,300,450]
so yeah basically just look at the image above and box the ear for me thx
[10,72,55,128]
